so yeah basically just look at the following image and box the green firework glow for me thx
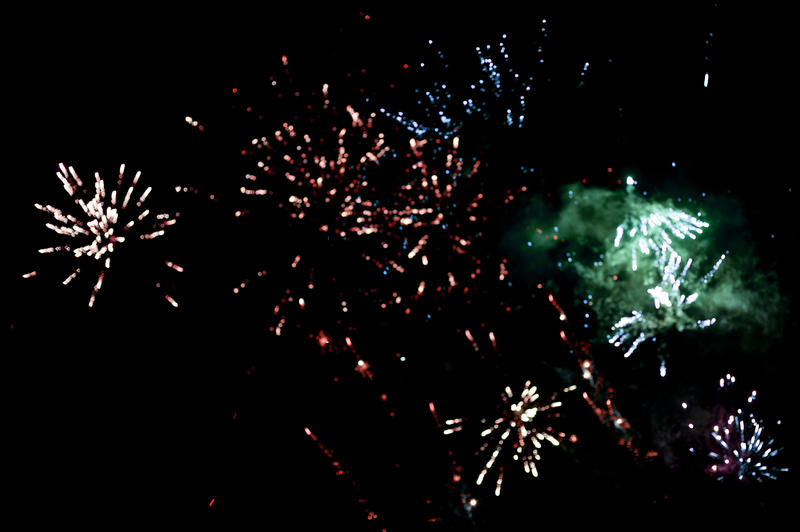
[506,181,783,359]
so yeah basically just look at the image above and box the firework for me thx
[184,115,205,132]
[607,249,725,359]
[33,163,179,307]
[378,35,534,140]
[236,55,529,333]
[239,73,390,237]
[356,136,485,286]
[695,376,789,482]
[361,136,479,238]
[444,381,576,496]
[611,186,710,273]
[558,180,716,276]
[523,182,730,363]
[352,133,527,320]
[684,376,788,482]
[708,410,787,482]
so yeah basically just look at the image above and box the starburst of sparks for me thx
[540,182,732,366]
[612,199,710,273]
[608,249,725,358]
[684,375,789,483]
[239,80,390,236]
[379,36,534,139]
[705,382,788,482]
[236,59,525,325]
[33,163,178,307]
[357,136,484,277]
[708,411,787,482]
[444,381,576,496]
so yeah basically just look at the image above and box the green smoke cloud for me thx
[504,182,785,355]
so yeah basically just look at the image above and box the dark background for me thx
[3,2,795,527]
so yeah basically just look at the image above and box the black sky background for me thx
[3,3,796,527]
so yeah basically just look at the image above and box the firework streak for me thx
[549,294,648,457]
[304,427,382,525]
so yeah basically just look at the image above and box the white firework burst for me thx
[34,163,178,307]
[444,381,576,495]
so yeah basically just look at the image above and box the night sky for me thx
[4,3,796,526]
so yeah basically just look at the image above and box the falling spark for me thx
[304,427,381,524]
[550,293,641,456]
[164,261,184,273]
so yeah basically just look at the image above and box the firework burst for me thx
[444,381,576,496]
[239,75,390,237]
[357,136,483,280]
[683,375,789,483]
[704,378,788,482]
[351,133,528,321]
[612,186,711,273]
[608,249,726,359]
[708,409,787,482]
[535,182,730,364]
[379,35,534,140]
[33,163,179,307]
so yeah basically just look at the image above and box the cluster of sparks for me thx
[31,163,179,307]
[238,57,526,333]
[612,193,710,274]
[687,375,788,483]
[708,408,787,482]
[608,248,726,359]
[379,35,533,139]
[358,136,495,305]
[444,381,576,496]
[592,185,728,361]
[240,81,389,236]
